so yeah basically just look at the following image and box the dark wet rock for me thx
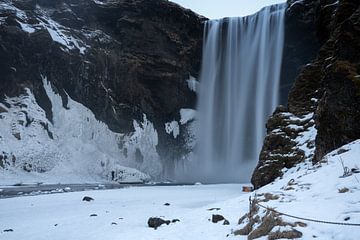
[82,196,94,202]
[211,214,226,223]
[252,107,315,189]
[279,0,321,104]
[172,219,180,223]
[253,0,360,189]
[147,217,170,229]
[223,219,230,225]
[313,1,360,160]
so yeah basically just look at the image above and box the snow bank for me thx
[0,184,244,240]
[243,140,360,239]
[179,108,196,125]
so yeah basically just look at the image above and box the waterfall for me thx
[191,4,286,183]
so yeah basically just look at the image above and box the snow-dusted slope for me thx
[235,139,360,239]
[0,78,163,185]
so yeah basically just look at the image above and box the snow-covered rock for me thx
[179,108,196,125]
[186,76,198,92]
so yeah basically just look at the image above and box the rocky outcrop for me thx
[253,0,360,189]
[0,0,205,176]
[315,1,360,161]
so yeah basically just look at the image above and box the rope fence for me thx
[249,196,360,227]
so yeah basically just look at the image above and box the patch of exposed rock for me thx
[147,217,180,229]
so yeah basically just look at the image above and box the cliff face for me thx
[279,0,320,104]
[0,0,204,177]
[252,0,360,189]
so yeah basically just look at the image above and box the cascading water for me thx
[187,4,286,183]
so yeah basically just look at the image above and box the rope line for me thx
[250,198,360,227]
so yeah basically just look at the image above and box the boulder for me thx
[147,217,170,229]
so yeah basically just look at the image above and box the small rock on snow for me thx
[82,196,94,202]
[207,207,221,211]
[148,217,170,229]
[212,214,226,223]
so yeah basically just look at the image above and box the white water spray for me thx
[187,4,286,183]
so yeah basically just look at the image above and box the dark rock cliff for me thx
[279,0,320,104]
[252,0,360,189]
[0,0,204,173]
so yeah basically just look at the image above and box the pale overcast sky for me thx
[170,0,286,19]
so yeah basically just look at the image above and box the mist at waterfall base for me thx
[176,4,285,183]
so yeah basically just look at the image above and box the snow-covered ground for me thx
[239,140,360,239]
[0,184,246,240]
[1,140,360,239]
